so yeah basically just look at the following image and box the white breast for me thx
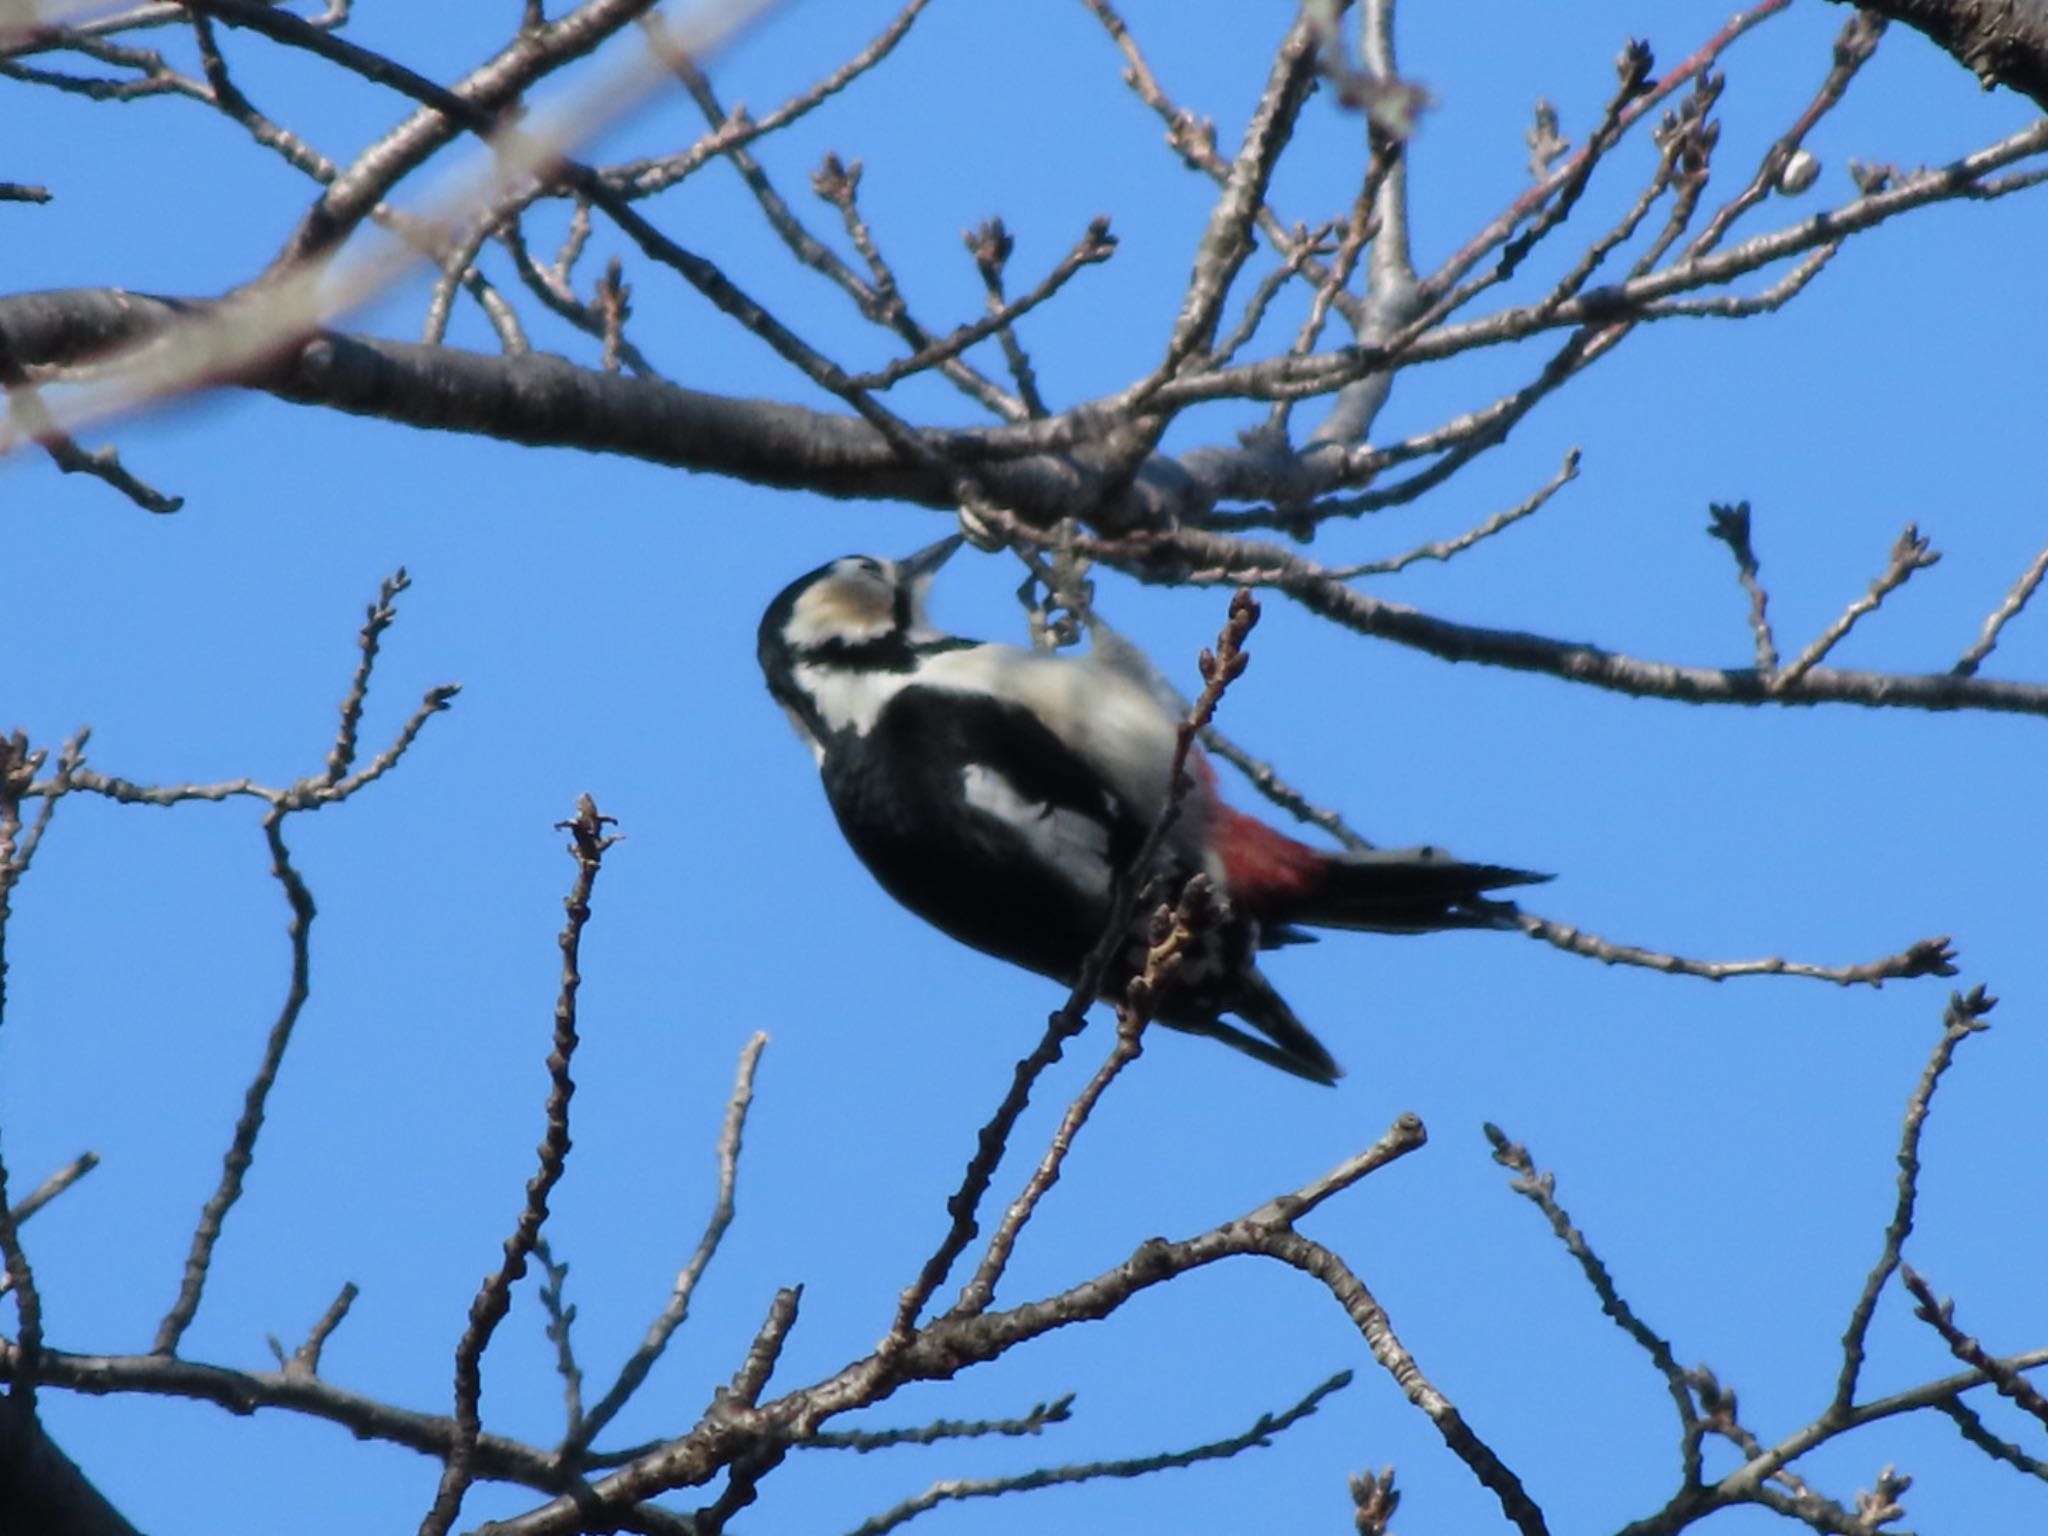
[793,659,914,740]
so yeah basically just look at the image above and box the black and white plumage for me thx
[757,535,1547,1084]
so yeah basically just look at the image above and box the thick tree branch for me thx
[1832,0,2048,109]
[0,290,1199,530]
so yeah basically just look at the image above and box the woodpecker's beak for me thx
[898,532,964,581]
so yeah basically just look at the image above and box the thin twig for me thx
[691,1289,806,1532]
[185,12,528,354]
[1365,38,1658,361]
[1141,115,2048,415]
[1255,1225,1549,1536]
[1242,1113,1428,1228]
[1535,105,1686,315]
[325,567,410,784]
[1197,723,1370,851]
[502,214,659,377]
[965,219,1051,418]
[0,363,183,512]
[607,0,931,198]
[287,1281,360,1379]
[152,807,314,1357]
[843,1372,1352,1536]
[419,796,616,1536]
[6,1151,100,1225]
[646,27,1023,422]
[1423,0,1795,303]
[569,1031,767,1459]
[1137,15,1320,398]
[807,1395,1075,1452]
[1776,523,1940,688]
[1485,1122,1701,1483]
[1517,910,1955,987]
[1207,224,1335,368]
[1902,1266,2048,1430]
[1954,539,2048,677]
[1705,501,1779,673]
[1202,321,1623,531]
[1328,450,1579,578]
[1077,0,1366,330]
[1638,240,1840,318]
[1496,41,1657,283]
[1937,1398,2048,1480]
[0,732,73,898]
[954,875,1221,1315]
[39,677,457,814]
[1834,986,1995,1416]
[850,219,1117,392]
[532,1238,584,1439]
[1273,151,1390,440]
[1683,12,1886,260]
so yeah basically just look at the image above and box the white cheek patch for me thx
[960,763,1113,898]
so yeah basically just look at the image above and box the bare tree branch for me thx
[283,1283,359,1382]
[569,1031,768,1460]
[151,809,316,1357]
[419,795,615,1536]
[1834,985,1995,1416]
[1706,501,1780,674]
[1954,536,2048,677]
[1903,1265,2048,1431]
[804,1395,1075,1453]
[842,1371,1351,1536]
[6,5,2047,1531]
[1831,0,2048,109]
[1777,524,1941,688]
[482,1117,1436,1536]
[5,1153,99,1229]
[1486,1122,1702,1483]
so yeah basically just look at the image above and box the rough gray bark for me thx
[1832,0,2048,107]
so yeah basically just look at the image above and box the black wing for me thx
[820,684,1149,984]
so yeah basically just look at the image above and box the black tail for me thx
[1163,971,1343,1086]
[1282,845,1549,936]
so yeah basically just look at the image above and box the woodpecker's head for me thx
[758,533,964,751]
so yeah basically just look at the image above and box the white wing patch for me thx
[960,763,1113,898]
[920,642,1214,872]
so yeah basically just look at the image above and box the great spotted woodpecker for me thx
[757,534,1546,1084]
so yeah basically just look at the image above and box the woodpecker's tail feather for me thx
[1163,972,1342,1086]
[1284,844,1548,936]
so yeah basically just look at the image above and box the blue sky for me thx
[6,2,2046,1532]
